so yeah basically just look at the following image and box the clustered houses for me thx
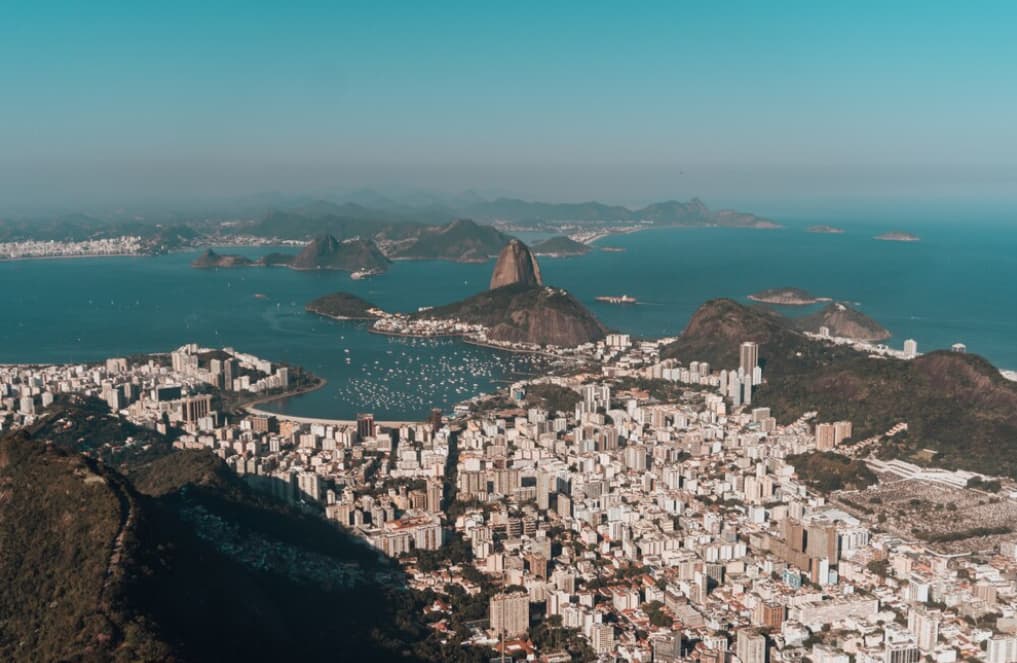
[5,332,1017,663]
[0,344,290,434]
[0,236,147,259]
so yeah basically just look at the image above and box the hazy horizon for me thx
[3,2,1015,215]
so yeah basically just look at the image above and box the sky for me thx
[2,1,1016,211]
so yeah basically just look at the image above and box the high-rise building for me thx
[815,423,836,450]
[536,470,555,510]
[582,383,610,410]
[907,606,941,652]
[425,478,443,513]
[740,342,759,377]
[833,420,853,445]
[652,633,683,662]
[884,636,920,663]
[752,602,786,630]
[903,339,918,358]
[356,412,375,440]
[737,628,766,663]
[987,635,1017,663]
[490,592,529,637]
[181,394,213,422]
[591,623,615,655]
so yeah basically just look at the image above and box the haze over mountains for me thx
[0,190,777,245]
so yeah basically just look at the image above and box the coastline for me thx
[305,307,379,322]
[0,252,149,262]
[235,375,329,411]
[367,325,564,359]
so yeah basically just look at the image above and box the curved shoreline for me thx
[367,326,565,359]
[237,375,329,411]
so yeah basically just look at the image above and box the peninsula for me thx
[304,240,607,349]
[305,292,384,320]
[530,235,591,257]
[364,240,607,348]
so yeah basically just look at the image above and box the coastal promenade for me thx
[243,404,421,428]
[368,325,564,359]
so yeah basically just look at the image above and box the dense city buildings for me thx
[4,330,1017,662]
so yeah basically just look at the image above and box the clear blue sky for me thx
[2,1,1016,209]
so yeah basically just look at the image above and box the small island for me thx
[875,231,920,242]
[807,225,845,234]
[190,234,392,274]
[190,249,255,269]
[305,292,384,320]
[289,235,391,272]
[530,235,591,257]
[748,287,824,306]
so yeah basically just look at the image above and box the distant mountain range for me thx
[386,218,511,262]
[0,194,778,247]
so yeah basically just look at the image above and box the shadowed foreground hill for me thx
[0,413,436,662]
[417,283,607,347]
[663,299,1017,476]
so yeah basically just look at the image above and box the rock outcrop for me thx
[290,235,390,273]
[191,249,254,268]
[489,239,543,289]
[416,283,606,347]
[794,302,891,341]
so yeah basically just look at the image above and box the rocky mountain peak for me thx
[489,239,543,290]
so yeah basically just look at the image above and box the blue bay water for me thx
[1,220,1014,419]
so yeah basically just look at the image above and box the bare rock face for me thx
[489,239,543,290]
[414,283,607,347]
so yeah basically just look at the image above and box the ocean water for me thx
[1,220,1014,419]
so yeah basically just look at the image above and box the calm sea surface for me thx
[2,219,1014,419]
